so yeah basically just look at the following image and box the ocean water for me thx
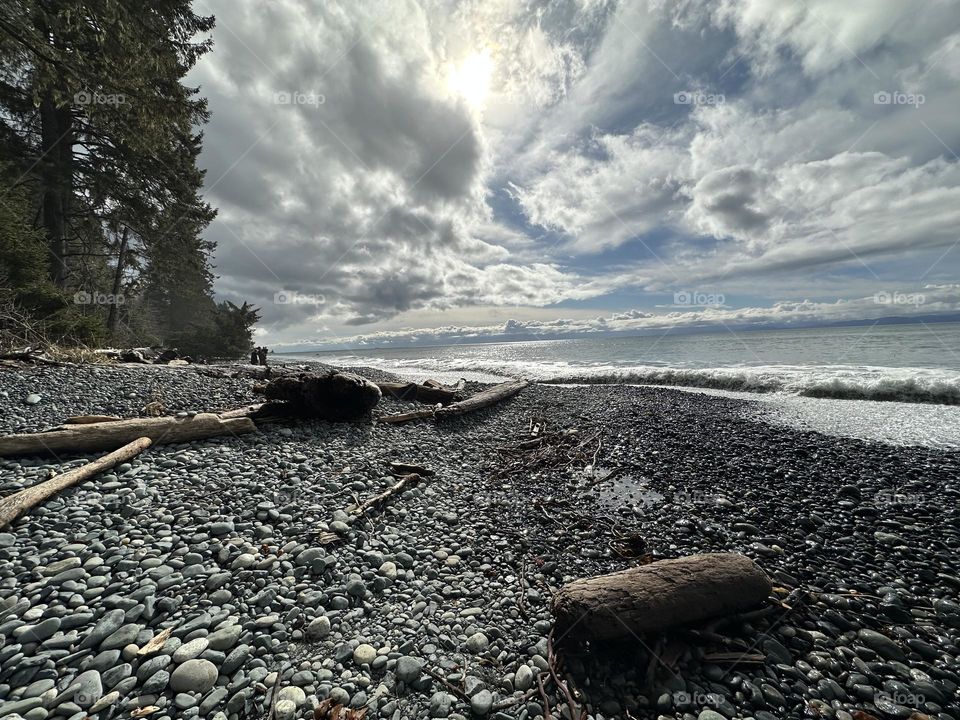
[284,322,960,449]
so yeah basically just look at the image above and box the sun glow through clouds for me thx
[447,49,494,108]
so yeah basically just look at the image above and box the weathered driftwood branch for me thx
[217,403,266,419]
[0,437,152,527]
[435,379,529,418]
[0,413,255,457]
[378,380,530,424]
[0,349,70,366]
[376,379,464,405]
[353,473,424,516]
[388,461,435,477]
[552,553,771,640]
[378,408,439,424]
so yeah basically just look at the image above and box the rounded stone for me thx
[277,686,307,706]
[471,689,493,716]
[274,699,297,720]
[173,637,209,663]
[353,643,376,666]
[514,664,534,691]
[465,633,489,654]
[396,656,422,683]
[170,658,219,694]
[305,616,330,641]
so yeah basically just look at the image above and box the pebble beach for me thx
[1,362,959,720]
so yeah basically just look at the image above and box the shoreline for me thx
[1,362,958,720]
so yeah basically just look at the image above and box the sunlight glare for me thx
[447,49,494,108]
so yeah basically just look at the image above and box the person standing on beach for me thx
[258,346,269,366]
[249,347,260,365]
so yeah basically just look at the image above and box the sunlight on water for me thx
[282,323,960,448]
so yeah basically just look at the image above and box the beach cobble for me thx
[0,365,958,720]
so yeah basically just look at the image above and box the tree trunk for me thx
[39,92,73,288]
[552,553,772,639]
[106,226,129,333]
[0,413,256,457]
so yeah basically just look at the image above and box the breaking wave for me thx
[312,355,960,406]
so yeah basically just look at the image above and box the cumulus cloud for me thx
[189,0,960,347]
[281,284,960,350]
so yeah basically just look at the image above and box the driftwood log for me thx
[552,553,771,639]
[436,379,529,418]
[376,379,464,405]
[0,437,152,527]
[258,371,382,421]
[379,379,530,424]
[0,413,256,457]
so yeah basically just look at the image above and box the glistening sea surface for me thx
[284,322,960,449]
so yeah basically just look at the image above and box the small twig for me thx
[537,671,553,720]
[491,688,539,711]
[422,666,471,704]
[547,629,584,720]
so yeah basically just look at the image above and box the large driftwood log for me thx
[258,371,382,421]
[552,553,771,639]
[376,379,463,405]
[0,437,152,527]
[0,413,256,457]
[435,379,529,418]
[379,379,530,424]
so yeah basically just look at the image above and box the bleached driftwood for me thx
[435,379,529,418]
[378,379,530,424]
[376,379,464,405]
[0,413,255,456]
[0,437,152,527]
[353,473,425,516]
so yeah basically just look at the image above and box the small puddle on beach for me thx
[587,468,665,513]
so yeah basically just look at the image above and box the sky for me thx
[188,0,960,350]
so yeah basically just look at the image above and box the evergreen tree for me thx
[0,0,215,288]
[0,1,260,352]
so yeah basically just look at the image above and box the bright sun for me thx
[447,49,494,108]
